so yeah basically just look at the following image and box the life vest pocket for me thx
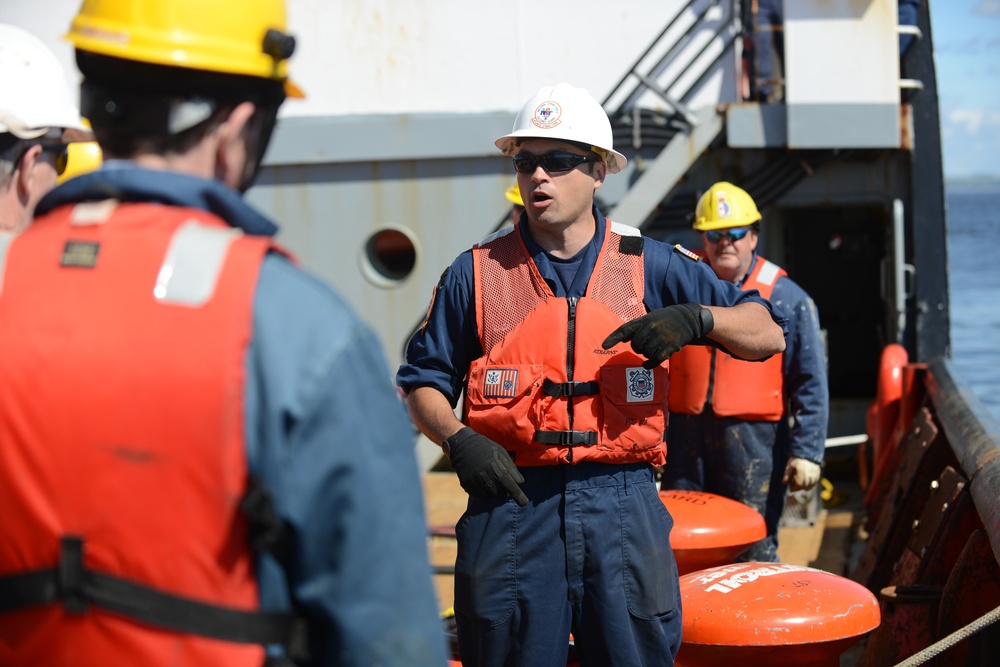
[465,363,545,447]
[598,363,668,451]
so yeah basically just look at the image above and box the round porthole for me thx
[361,225,418,287]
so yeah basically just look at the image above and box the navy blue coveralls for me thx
[398,210,787,667]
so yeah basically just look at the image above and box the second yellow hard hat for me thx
[693,182,762,231]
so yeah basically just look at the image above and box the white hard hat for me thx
[0,24,87,140]
[495,82,627,174]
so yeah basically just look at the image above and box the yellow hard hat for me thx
[58,140,103,185]
[693,182,762,231]
[66,0,303,97]
[505,182,524,207]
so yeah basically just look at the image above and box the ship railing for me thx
[926,357,1000,566]
[898,20,925,93]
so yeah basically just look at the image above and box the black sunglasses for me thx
[704,228,751,243]
[14,141,68,176]
[512,151,596,174]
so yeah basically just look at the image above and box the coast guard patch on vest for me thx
[484,368,518,398]
[627,367,655,402]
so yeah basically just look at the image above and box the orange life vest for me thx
[465,221,668,466]
[667,255,787,421]
[0,200,291,665]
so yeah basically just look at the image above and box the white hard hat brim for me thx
[0,113,90,141]
[0,24,89,141]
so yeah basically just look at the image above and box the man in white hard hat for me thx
[399,83,787,665]
[0,24,89,232]
[664,181,828,562]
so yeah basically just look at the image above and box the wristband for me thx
[698,306,715,336]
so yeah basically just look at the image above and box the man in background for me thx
[0,23,88,232]
[663,181,828,562]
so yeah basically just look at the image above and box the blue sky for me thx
[929,0,1000,179]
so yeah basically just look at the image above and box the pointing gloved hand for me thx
[444,427,529,507]
[601,303,714,369]
[783,457,822,492]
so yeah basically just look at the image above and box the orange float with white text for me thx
[677,562,880,667]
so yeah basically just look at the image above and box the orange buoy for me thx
[677,562,880,667]
[659,490,766,574]
[863,343,908,503]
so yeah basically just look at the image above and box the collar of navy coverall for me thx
[517,205,607,261]
[518,206,606,298]
[35,161,279,237]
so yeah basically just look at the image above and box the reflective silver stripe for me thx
[70,199,119,225]
[0,232,13,297]
[609,220,641,237]
[154,221,242,306]
[756,259,781,287]
[478,224,516,246]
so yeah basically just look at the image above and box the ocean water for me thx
[946,184,1000,423]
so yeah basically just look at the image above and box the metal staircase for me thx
[603,0,741,229]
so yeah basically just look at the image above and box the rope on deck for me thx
[893,604,1000,667]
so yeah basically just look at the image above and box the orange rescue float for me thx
[659,490,766,575]
[677,562,880,667]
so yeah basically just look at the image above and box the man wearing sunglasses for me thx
[664,181,828,563]
[399,83,787,666]
[0,24,90,233]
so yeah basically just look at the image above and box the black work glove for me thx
[445,427,529,507]
[602,303,714,369]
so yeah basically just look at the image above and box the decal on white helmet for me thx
[532,101,562,129]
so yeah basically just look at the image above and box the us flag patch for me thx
[484,368,518,398]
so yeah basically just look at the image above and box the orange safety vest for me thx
[0,201,294,665]
[465,221,668,466]
[667,255,787,421]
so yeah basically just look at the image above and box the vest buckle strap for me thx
[0,534,309,657]
[57,536,88,614]
[541,378,600,398]
[534,430,599,446]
